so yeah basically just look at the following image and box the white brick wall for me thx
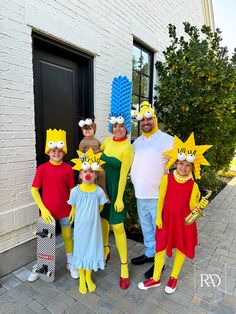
[0,0,209,252]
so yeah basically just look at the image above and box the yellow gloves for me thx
[31,187,54,223]
[41,208,54,223]
[114,199,124,212]
[69,205,76,224]
[156,215,163,229]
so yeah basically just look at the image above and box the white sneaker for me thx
[66,263,79,279]
[27,265,39,282]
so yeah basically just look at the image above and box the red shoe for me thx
[165,276,178,294]
[138,277,161,290]
[120,277,130,289]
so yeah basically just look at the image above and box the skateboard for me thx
[32,216,56,282]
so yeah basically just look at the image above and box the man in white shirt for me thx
[130,101,174,278]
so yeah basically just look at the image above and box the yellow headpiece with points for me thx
[164,132,212,179]
[71,147,105,172]
[45,129,67,154]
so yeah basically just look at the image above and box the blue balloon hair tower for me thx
[108,75,132,134]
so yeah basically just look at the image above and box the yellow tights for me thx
[101,218,128,278]
[153,249,186,281]
[61,226,73,254]
[78,269,96,294]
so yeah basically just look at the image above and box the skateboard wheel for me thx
[47,232,53,238]
[33,231,37,236]
[47,271,52,277]
[32,266,37,273]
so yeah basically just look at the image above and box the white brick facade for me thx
[0,0,213,253]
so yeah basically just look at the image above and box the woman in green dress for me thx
[100,122,134,289]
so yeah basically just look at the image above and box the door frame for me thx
[32,32,94,165]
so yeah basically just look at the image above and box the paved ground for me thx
[1,177,236,314]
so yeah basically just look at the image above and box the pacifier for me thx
[85,174,91,181]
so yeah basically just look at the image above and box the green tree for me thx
[154,23,236,174]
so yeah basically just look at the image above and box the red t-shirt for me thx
[32,162,75,219]
[155,173,198,259]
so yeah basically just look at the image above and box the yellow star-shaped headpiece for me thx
[164,132,212,179]
[71,147,105,171]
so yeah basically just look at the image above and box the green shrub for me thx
[154,23,236,174]
[124,177,143,242]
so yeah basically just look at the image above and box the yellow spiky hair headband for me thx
[71,147,105,172]
[164,132,212,179]
[136,101,157,121]
[45,129,67,154]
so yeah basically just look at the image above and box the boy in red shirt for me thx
[28,129,78,282]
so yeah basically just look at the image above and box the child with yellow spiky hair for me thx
[68,148,107,294]
[138,133,212,294]
[28,129,78,282]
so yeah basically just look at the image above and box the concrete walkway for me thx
[1,177,236,314]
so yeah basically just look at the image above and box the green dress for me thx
[100,153,127,224]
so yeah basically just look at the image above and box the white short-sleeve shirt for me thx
[130,130,174,199]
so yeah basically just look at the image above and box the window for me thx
[131,41,154,140]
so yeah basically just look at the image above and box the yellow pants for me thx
[61,226,73,253]
[101,218,128,278]
[153,248,186,281]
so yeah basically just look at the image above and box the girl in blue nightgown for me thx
[68,148,107,294]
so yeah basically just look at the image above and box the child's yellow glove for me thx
[41,208,54,224]
[114,198,124,212]
[31,187,54,223]
[69,205,76,224]
[199,198,209,209]
[156,215,163,229]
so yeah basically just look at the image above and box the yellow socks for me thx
[152,249,186,282]
[112,223,128,278]
[153,250,166,281]
[171,249,186,279]
[78,269,96,294]
[61,226,73,254]
[101,218,110,260]
[86,270,96,292]
[78,269,87,294]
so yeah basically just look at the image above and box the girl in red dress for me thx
[138,133,212,294]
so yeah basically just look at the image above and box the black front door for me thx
[33,34,93,165]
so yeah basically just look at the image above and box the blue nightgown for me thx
[68,185,107,271]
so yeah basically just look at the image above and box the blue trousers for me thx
[137,198,158,258]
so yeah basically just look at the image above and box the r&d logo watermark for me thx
[200,273,221,288]
[194,257,227,304]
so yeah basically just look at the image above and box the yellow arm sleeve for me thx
[99,204,104,213]
[189,182,201,211]
[115,146,134,212]
[31,187,48,212]
[31,187,54,223]
[69,205,76,224]
[156,174,168,228]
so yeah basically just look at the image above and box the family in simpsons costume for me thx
[30,74,212,297]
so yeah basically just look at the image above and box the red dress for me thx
[155,173,198,259]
